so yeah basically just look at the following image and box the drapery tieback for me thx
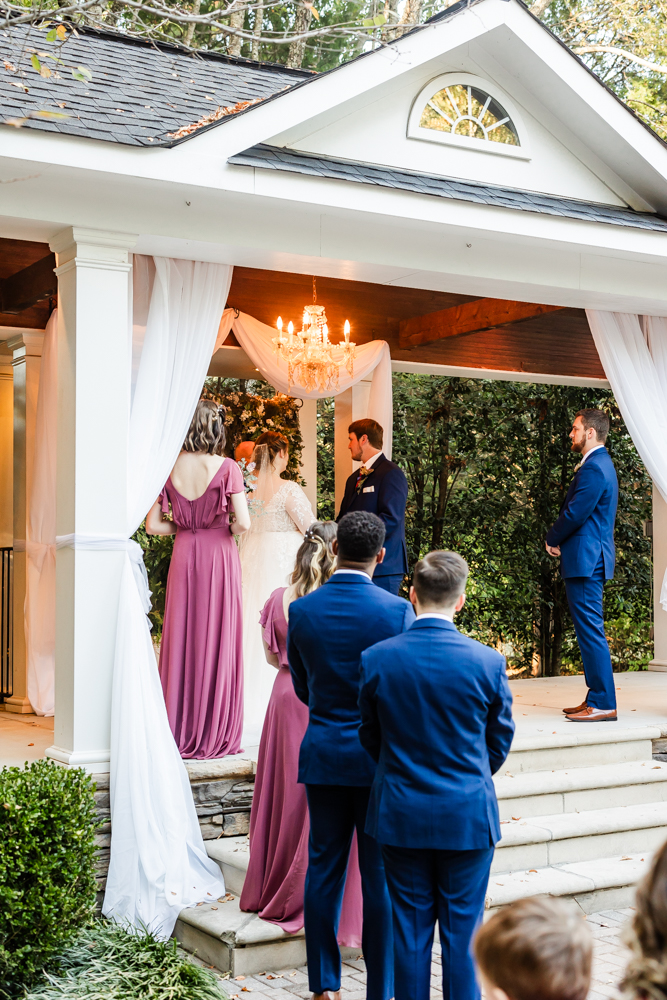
[55,534,152,616]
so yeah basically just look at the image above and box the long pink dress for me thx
[240,587,363,945]
[159,458,244,760]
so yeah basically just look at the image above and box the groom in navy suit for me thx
[288,511,414,1000]
[359,551,514,1000]
[337,419,408,596]
[546,409,619,722]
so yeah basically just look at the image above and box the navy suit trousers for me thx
[564,556,616,711]
[373,574,404,596]
[381,845,494,1000]
[304,785,393,1000]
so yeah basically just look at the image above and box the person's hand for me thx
[545,542,561,557]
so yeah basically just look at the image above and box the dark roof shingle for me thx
[0,24,311,146]
[228,143,667,232]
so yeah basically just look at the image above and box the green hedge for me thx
[0,760,98,997]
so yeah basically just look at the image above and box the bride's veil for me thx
[246,443,280,533]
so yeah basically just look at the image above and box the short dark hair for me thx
[349,419,383,450]
[475,896,592,1000]
[413,551,468,606]
[575,408,609,443]
[337,512,386,562]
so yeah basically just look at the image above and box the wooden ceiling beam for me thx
[399,298,565,349]
[0,253,57,314]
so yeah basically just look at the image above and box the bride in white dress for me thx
[239,431,315,746]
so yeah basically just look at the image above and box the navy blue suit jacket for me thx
[546,447,618,580]
[288,573,415,786]
[337,454,408,577]
[359,618,514,850]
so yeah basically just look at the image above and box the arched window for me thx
[419,83,520,146]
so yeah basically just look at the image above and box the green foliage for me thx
[24,919,222,999]
[0,761,98,997]
[317,396,335,520]
[204,377,304,482]
[133,523,174,636]
[392,373,652,676]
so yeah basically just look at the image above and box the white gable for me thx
[202,0,667,215]
[268,55,627,207]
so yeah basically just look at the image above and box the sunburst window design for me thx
[419,84,520,147]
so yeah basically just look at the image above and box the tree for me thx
[392,374,652,676]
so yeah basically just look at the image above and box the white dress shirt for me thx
[334,568,371,579]
[416,612,453,623]
[360,451,381,470]
[579,444,604,466]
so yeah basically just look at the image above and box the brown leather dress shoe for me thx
[563,700,587,715]
[312,992,341,1000]
[566,706,617,722]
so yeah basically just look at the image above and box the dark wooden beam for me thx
[0,253,56,314]
[399,298,564,349]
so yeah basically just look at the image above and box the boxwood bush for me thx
[0,760,98,997]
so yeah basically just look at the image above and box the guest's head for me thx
[411,551,468,618]
[183,400,226,456]
[570,408,609,455]
[335,512,386,577]
[291,521,337,598]
[474,896,592,1000]
[622,839,667,998]
[253,431,289,475]
[235,440,255,465]
[348,419,383,464]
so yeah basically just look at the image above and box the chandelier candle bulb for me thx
[343,320,350,344]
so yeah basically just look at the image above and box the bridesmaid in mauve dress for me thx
[240,522,363,946]
[146,399,251,760]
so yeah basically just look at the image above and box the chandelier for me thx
[272,277,356,393]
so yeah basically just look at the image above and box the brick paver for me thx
[190,907,633,1000]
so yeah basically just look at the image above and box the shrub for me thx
[0,760,98,997]
[24,920,223,999]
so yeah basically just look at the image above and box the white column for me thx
[298,397,317,514]
[46,228,136,770]
[334,380,372,513]
[5,329,44,713]
[650,485,667,670]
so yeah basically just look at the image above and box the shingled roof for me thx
[229,144,667,232]
[0,24,311,146]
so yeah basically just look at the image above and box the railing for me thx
[0,548,12,702]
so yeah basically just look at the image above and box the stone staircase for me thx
[176,724,667,973]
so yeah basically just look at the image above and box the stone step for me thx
[206,836,250,897]
[486,852,651,914]
[495,759,667,819]
[493,800,667,873]
[503,726,660,774]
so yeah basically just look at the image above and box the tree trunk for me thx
[184,0,202,47]
[227,6,245,57]
[395,0,422,37]
[251,4,263,60]
[286,5,312,68]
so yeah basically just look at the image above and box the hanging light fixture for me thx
[272,277,355,393]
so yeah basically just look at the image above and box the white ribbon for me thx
[55,534,152,618]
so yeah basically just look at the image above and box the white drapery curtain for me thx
[25,310,57,717]
[586,310,667,610]
[101,256,232,938]
[215,309,395,458]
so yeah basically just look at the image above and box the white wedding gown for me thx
[239,479,315,747]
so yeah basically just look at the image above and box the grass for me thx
[24,920,225,1000]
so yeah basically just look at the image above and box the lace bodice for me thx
[248,480,315,534]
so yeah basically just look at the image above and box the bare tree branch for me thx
[573,43,667,75]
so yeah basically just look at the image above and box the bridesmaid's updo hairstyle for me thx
[183,399,227,456]
[291,521,337,598]
[253,430,289,467]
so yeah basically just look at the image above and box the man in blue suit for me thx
[336,419,408,596]
[288,511,414,1000]
[359,550,514,1000]
[546,409,619,722]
